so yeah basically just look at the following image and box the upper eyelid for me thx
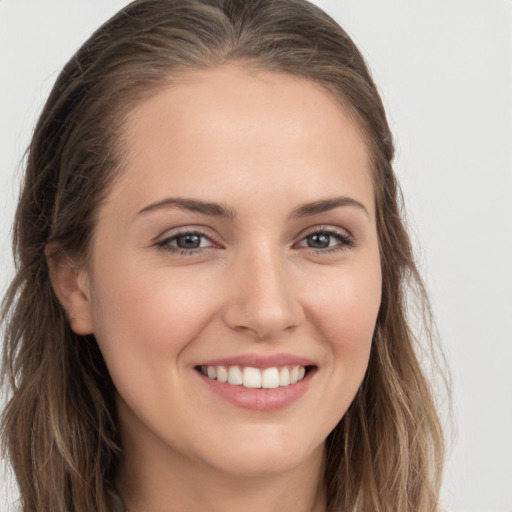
[155,224,352,241]
[295,224,352,239]
[154,231,219,254]
[294,229,353,247]
[161,232,214,245]
[155,226,220,243]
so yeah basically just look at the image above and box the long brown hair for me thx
[1,1,446,510]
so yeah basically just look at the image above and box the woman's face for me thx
[77,65,381,477]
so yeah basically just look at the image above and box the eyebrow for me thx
[137,197,236,218]
[136,195,368,219]
[289,196,369,219]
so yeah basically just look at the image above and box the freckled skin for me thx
[70,65,382,512]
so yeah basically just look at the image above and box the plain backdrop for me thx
[1,1,511,511]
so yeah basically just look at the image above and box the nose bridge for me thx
[223,242,303,339]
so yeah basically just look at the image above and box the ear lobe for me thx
[45,247,94,335]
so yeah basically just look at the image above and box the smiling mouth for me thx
[195,364,313,389]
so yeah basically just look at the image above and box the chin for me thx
[199,428,325,478]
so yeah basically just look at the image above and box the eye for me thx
[296,229,354,252]
[172,233,209,249]
[156,230,216,254]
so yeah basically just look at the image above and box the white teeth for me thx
[228,366,243,385]
[201,364,308,388]
[261,367,280,389]
[279,367,291,386]
[243,367,262,388]
[290,366,299,384]
[216,365,228,383]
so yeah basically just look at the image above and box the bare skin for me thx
[49,65,381,512]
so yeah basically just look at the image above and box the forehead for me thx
[108,64,374,218]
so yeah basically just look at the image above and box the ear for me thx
[45,246,94,335]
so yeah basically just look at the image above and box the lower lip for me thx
[197,369,315,412]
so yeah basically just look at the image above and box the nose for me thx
[222,246,304,340]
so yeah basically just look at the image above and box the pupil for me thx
[178,234,201,249]
[308,234,330,248]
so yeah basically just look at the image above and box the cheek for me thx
[87,263,222,429]
[281,260,381,445]
[88,259,217,375]
[307,259,381,355]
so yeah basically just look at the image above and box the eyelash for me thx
[298,229,355,254]
[155,227,355,256]
[155,229,219,256]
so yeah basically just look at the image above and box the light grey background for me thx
[1,1,511,511]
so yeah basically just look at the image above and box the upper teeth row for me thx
[200,365,306,389]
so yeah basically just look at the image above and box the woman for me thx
[1,0,445,511]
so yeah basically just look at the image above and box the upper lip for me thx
[197,353,316,369]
